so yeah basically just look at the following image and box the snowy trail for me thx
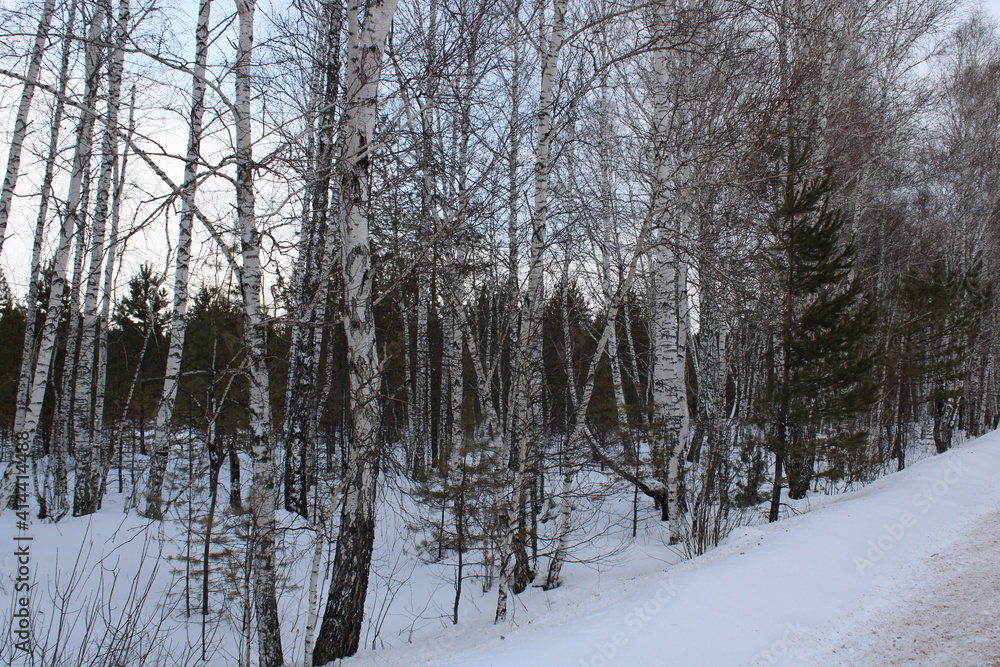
[794,507,1000,666]
[348,432,1000,667]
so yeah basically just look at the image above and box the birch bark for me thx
[143,0,212,520]
[0,1,107,513]
[285,0,343,517]
[73,0,129,517]
[0,0,56,262]
[648,0,692,545]
[233,1,284,664]
[313,0,399,661]
[496,0,566,623]
[13,0,78,433]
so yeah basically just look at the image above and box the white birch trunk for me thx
[649,1,693,545]
[0,2,107,514]
[73,0,129,517]
[15,0,78,520]
[302,506,327,667]
[93,87,134,495]
[543,192,660,589]
[313,0,398,662]
[232,1,284,664]
[0,0,56,262]
[496,0,566,623]
[47,201,90,521]
[142,0,212,520]
[596,79,631,455]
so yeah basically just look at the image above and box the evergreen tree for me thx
[757,147,879,522]
[886,260,991,465]
[0,282,25,443]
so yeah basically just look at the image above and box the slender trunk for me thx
[232,1,284,664]
[143,0,213,519]
[14,7,75,425]
[497,0,566,621]
[47,170,91,519]
[0,0,57,261]
[543,191,659,589]
[93,88,135,499]
[73,0,129,517]
[285,0,343,517]
[596,80,631,459]
[303,506,327,667]
[414,272,430,475]
[0,2,107,513]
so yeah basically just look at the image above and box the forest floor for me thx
[2,431,998,666]
[350,432,1000,667]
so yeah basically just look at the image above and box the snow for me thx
[2,431,999,666]
[347,432,1000,666]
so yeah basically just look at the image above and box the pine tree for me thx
[757,147,879,522]
[886,260,991,465]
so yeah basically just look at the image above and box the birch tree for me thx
[0,0,56,262]
[496,0,566,623]
[647,0,697,544]
[232,0,284,664]
[284,0,343,518]
[73,0,130,517]
[143,0,212,520]
[313,0,400,661]
[0,0,107,512]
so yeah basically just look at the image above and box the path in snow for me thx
[802,506,1000,666]
[345,433,1000,667]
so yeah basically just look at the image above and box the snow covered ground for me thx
[347,431,1000,667]
[1,431,998,666]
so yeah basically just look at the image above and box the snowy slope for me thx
[2,432,998,666]
[347,432,1000,667]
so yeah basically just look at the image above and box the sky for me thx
[3,0,1000,302]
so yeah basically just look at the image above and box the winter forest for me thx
[0,0,999,663]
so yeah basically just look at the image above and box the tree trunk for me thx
[496,0,566,623]
[144,0,212,520]
[313,0,398,661]
[647,1,694,546]
[0,0,56,262]
[285,0,343,518]
[0,1,107,514]
[233,1,284,665]
[73,0,129,518]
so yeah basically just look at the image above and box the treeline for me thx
[1,0,999,664]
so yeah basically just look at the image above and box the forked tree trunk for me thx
[496,0,566,623]
[73,0,129,518]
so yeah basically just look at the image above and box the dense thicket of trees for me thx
[0,0,998,664]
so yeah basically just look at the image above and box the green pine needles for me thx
[758,145,879,522]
